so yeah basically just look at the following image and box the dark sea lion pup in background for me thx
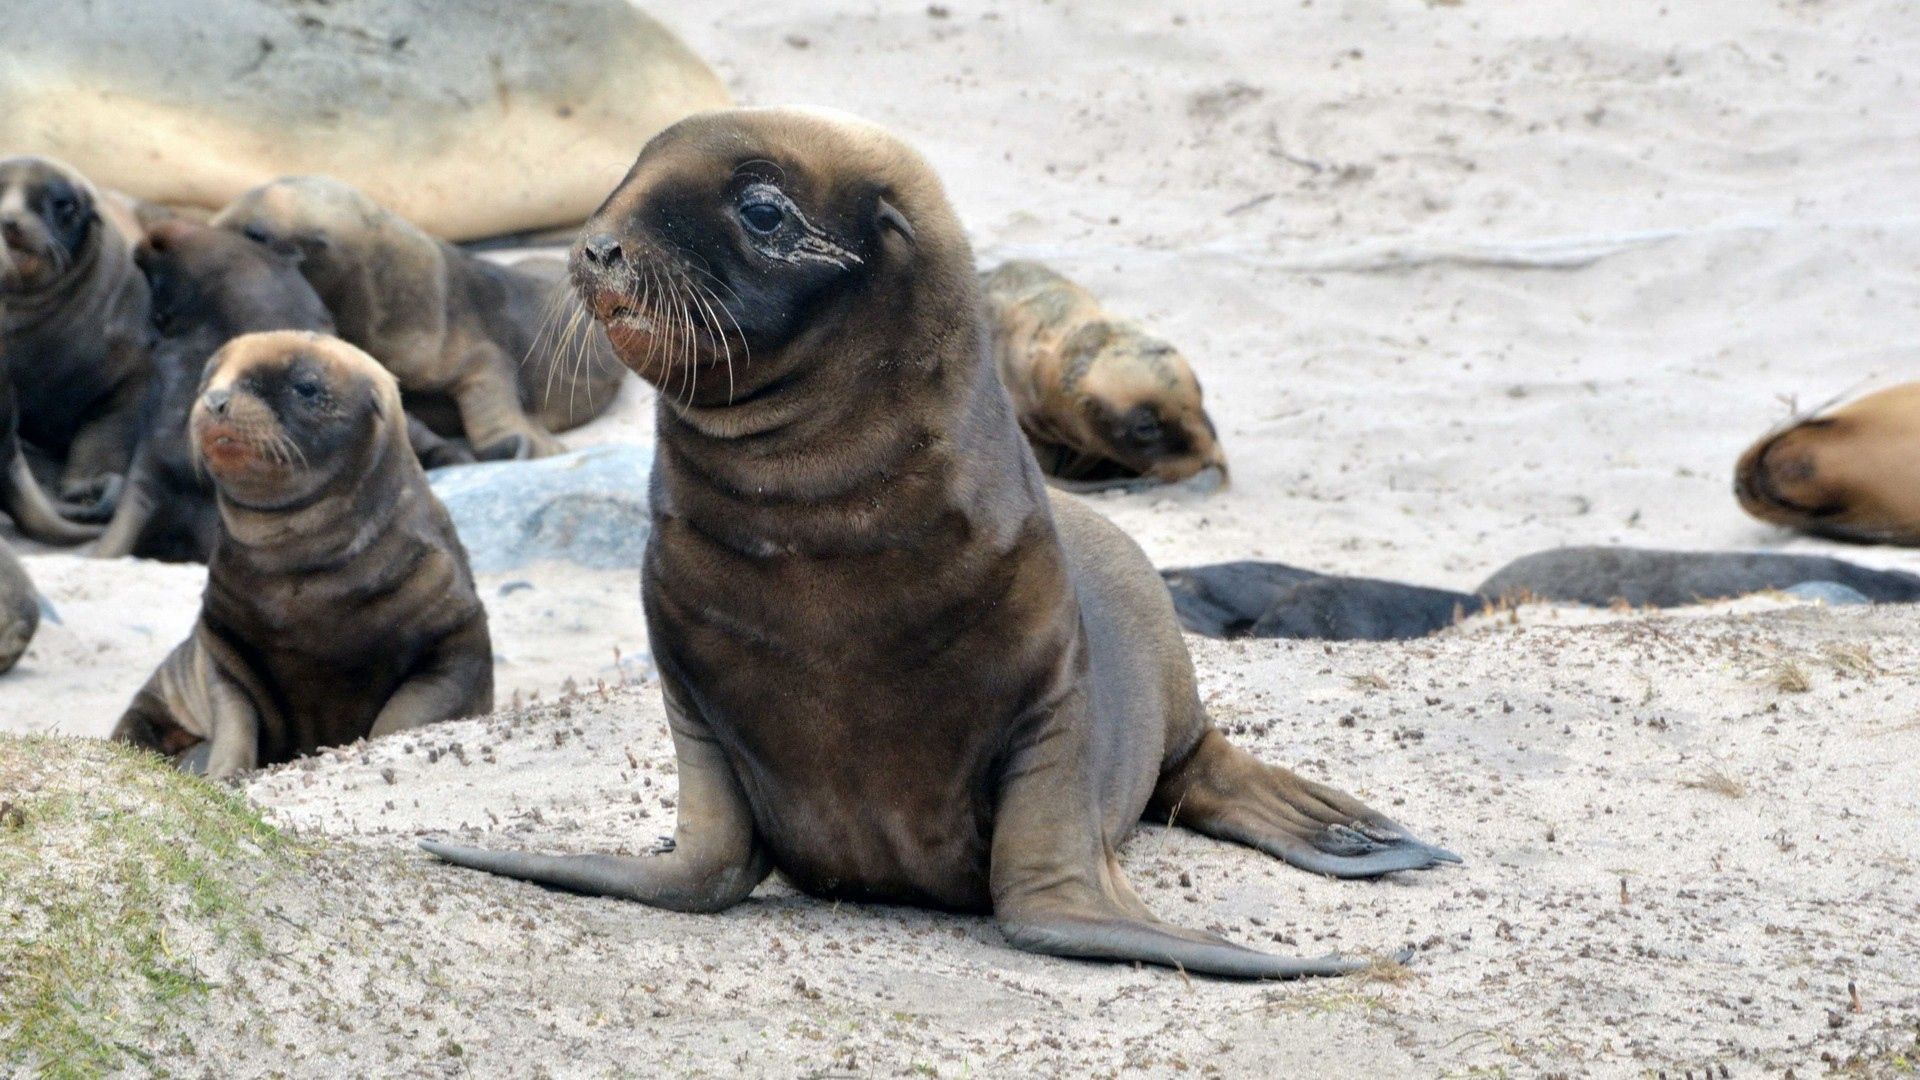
[96,217,467,562]
[95,218,337,561]
[423,107,1456,979]
[113,331,492,778]
[211,176,625,462]
[0,156,151,514]
[1734,383,1920,545]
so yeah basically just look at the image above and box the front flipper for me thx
[1151,729,1461,879]
[421,677,771,913]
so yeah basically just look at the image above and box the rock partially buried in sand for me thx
[428,445,653,573]
[0,0,730,241]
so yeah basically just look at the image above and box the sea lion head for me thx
[1734,383,1920,545]
[211,176,396,272]
[1064,323,1227,485]
[569,106,965,409]
[191,331,405,511]
[139,218,334,337]
[0,156,103,296]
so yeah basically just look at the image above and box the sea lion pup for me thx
[0,539,40,674]
[95,218,336,561]
[1735,383,1920,545]
[422,108,1457,980]
[0,343,101,545]
[982,259,1227,490]
[112,331,492,778]
[211,177,625,461]
[98,218,470,562]
[1163,561,1485,641]
[0,156,152,512]
[1476,546,1920,608]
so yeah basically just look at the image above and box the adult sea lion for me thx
[0,540,39,674]
[423,108,1456,980]
[983,259,1227,490]
[1735,383,1920,545]
[1,0,731,242]
[0,156,151,513]
[214,177,625,461]
[112,331,492,777]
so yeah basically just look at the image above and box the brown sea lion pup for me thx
[112,331,492,778]
[1735,383,1920,545]
[983,259,1227,490]
[0,539,40,674]
[423,107,1456,980]
[0,156,152,513]
[211,177,626,462]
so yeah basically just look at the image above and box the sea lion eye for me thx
[739,200,785,235]
[1129,412,1163,444]
[292,377,324,401]
[48,195,78,224]
[242,224,273,245]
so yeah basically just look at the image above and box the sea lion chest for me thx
[645,505,1076,912]
[203,528,470,759]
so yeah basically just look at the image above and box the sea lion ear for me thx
[874,196,915,247]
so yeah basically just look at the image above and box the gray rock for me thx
[428,445,652,573]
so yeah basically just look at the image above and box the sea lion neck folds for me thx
[424,108,1456,981]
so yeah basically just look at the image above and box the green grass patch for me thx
[0,735,290,1078]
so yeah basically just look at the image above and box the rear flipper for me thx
[1150,729,1461,878]
[3,452,103,545]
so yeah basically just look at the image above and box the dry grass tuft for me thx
[1769,660,1812,694]
[1680,768,1748,799]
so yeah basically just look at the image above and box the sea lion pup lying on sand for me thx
[0,539,40,674]
[982,259,1226,490]
[0,156,152,517]
[113,331,492,778]
[212,177,625,462]
[1735,383,1920,545]
[423,107,1456,980]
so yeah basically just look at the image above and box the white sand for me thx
[4,0,1919,1074]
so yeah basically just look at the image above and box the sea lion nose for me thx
[581,233,623,267]
[0,216,23,245]
[201,388,232,417]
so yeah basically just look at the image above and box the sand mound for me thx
[12,601,1918,1076]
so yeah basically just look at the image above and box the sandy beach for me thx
[5,0,1919,1075]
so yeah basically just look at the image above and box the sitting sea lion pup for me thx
[113,331,492,777]
[1735,383,1920,545]
[0,156,151,512]
[424,108,1456,979]
[983,259,1227,489]
[211,177,625,461]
